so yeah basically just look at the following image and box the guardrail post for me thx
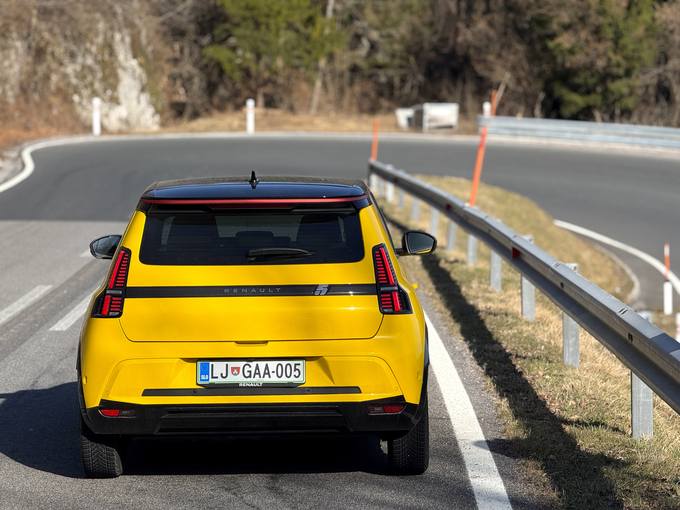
[467,235,478,265]
[446,220,457,251]
[378,178,385,197]
[631,372,654,439]
[386,182,395,202]
[490,219,502,291]
[398,189,405,209]
[385,166,395,202]
[521,235,535,321]
[411,199,420,221]
[563,263,580,367]
[369,174,378,194]
[490,250,502,291]
[430,209,439,237]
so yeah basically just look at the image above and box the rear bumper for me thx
[81,365,428,438]
[83,395,424,438]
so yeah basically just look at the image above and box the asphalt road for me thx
[0,134,676,507]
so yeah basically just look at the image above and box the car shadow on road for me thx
[0,383,390,478]
[0,382,83,478]
[419,253,625,509]
[124,435,388,476]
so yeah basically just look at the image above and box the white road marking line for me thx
[0,285,53,326]
[80,249,92,258]
[49,289,97,332]
[554,220,680,295]
[425,311,512,510]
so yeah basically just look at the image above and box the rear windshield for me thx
[139,209,364,265]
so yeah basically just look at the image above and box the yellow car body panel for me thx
[80,312,425,409]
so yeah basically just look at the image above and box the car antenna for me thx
[249,171,260,189]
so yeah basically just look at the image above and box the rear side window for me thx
[139,209,364,265]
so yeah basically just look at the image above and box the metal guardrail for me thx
[368,160,680,435]
[477,115,680,149]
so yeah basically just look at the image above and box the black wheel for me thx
[79,415,124,478]
[388,392,429,475]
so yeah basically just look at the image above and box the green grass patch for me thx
[378,176,680,509]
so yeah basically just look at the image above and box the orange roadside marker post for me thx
[371,117,380,161]
[469,91,498,207]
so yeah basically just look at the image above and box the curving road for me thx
[0,133,676,507]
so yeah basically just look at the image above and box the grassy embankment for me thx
[378,175,680,509]
[140,108,479,135]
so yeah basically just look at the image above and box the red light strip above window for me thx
[141,194,368,206]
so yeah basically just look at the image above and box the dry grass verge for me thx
[1,108,478,153]
[378,176,680,509]
[140,108,478,135]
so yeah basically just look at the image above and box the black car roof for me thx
[141,176,369,201]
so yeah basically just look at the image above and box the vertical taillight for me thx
[93,248,131,318]
[373,244,411,314]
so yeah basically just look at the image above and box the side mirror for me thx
[90,235,121,259]
[397,231,437,256]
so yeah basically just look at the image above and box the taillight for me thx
[92,248,131,318]
[99,409,137,418]
[372,244,411,314]
[366,404,405,415]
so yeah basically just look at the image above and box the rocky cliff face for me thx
[0,1,163,133]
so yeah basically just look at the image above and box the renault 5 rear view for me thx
[78,175,436,478]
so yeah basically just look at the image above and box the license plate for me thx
[197,360,305,386]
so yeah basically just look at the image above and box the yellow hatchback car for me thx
[78,175,436,478]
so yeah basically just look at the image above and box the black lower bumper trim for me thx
[142,386,361,397]
[83,396,422,437]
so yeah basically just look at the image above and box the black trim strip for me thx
[142,386,362,397]
[126,284,376,299]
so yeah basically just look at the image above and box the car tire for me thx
[388,392,429,475]
[80,415,124,478]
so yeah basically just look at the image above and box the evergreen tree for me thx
[203,0,342,108]
[543,0,657,120]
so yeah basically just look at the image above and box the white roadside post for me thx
[246,98,255,134]
[664,243,673,316]
[676,313,680,342]
[92,97,101,136]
